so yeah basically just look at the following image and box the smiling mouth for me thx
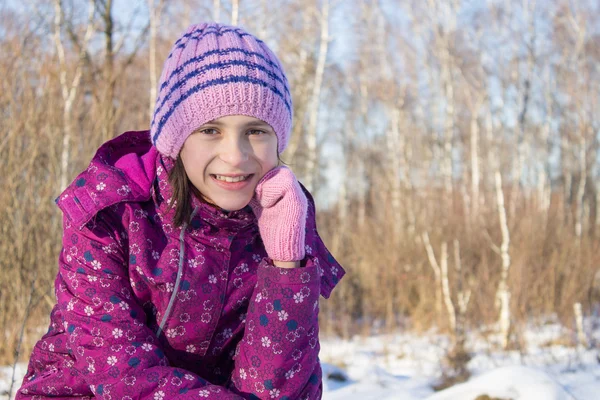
[210,174,254,183]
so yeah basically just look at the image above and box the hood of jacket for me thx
[56,130,345,298]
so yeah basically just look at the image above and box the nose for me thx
[219,136,249,166]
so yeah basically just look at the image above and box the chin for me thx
[214,198,251,212]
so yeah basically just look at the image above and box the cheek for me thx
[180,150,207,181]
[253,140,278,167]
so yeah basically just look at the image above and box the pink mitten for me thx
[249,166,308,262]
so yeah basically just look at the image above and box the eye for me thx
[199,128,219,135]
[247,129,267,136]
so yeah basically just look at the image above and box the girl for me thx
[17,22,345,399]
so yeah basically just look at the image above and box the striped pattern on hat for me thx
[150,23,293,159]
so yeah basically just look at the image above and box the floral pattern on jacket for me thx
[17,130,345,399]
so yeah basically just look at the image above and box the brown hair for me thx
[167,155,286,228]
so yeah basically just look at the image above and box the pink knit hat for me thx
[150,23,293,159]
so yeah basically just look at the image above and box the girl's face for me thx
[179,115,279,211]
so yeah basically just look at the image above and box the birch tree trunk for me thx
[331,119,353,256]
[495,170,512,350]
[355,0,373,231]
[182,1,191,28]
[99,0,116,142]
[304,0,330,193]
[440,242,457,335]
[470,107,480,218]
[563,144,573,225]
[538,67,553,216]
[454,240,471,343]
[283,8,312,162]
[515,0,536,192]
[376,4,408,244]
[387,107,404,241]
[331,175,347,256]
[575,136,586,238]
[95,0,149,141]
[54,0,95,191]
[429,0,460,200]
[574,302,588,348]
[422,232,443,326]
[231,0,239,25]
[596,190,600,229]
[258,0,268,39]
[148,0,166,120]
[462,87,484,222]
[441,61,455,199]
[567,8,589,238]
[487,100,512,350]
[213,0,221,22]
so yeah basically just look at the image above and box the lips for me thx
[211,174,252,178]
[210,174,255,190]
[210,174,254,182]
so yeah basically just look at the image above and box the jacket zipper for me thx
[156,206,199,338]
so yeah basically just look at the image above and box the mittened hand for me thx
[249,166,308,262]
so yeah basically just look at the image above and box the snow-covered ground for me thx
[320,320,600,400]
[2,321,599,399]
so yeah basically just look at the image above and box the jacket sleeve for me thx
[227,186,343,400]
[55,209,248,399]
[227,256,323,398]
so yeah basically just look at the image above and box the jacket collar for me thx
[56,130,157,229]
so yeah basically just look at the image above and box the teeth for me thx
[214,175,250,183]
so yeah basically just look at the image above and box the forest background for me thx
[1,0,599,385]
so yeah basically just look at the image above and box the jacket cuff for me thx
[257,256,321,289]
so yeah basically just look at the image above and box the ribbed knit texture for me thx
[249,166,308,261]
[150,23,293,159]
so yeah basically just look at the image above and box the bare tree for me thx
[303,0,330,193]
[494,169,512,350]
[453,240,471,342]
[231,0,239,25]
[148,0,167,119]
[423,232,444,326]
[562,3,590,238]
[80,0,150,141]
[257,0,268,39]
[429,0,461,200]
[53,0,95,191]
[280,3,314,163]
[213,0,221,22]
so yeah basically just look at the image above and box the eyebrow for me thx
[203,120,272,129]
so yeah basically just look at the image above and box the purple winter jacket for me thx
[17,130,345,399]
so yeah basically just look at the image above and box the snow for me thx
[319,323,600,400]
[2,322,599,400]
[423,366,574,400]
